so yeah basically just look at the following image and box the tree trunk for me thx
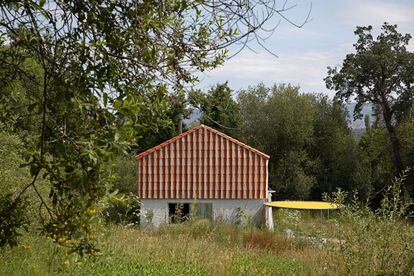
[382,107,411,201]
[373,103,382,128]
[385,122,403,174]
[381,102,403,175]
[381,101,410,203]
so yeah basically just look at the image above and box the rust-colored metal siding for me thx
[136,125,269,199]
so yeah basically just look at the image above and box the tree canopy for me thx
[236,84,360,199]
[189,82,240,135]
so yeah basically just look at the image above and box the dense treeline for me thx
[3,59,411,205]
[236,84,358,200]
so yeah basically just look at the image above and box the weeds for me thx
[327,169,414,274]
[1,171,413,275]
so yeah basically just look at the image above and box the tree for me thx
[237,84,318,199]
[189,82,240,135]
[0,52,43,135]
[0,132,49,248]
[310,96,362,198]
[355,127,394,205]
[398,119,414,197]
[132,90,190,153]
[0,0,309,253]
[325,23,414,178]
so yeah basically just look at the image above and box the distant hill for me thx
[346,102,374,129]
[346,103,374,139]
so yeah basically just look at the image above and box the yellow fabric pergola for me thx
[265,201,342,210]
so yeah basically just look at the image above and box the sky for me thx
[197,0,414,97]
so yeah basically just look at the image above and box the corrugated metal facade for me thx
[136,125,269,200]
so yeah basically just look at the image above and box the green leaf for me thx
[103,93,108,107]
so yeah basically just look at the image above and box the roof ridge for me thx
[135,124,269,160]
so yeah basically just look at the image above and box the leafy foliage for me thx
[0,53,43,135]
[311,97,361,197]
[0,133,30,194]
[110,155,137,194]
[352,117,414,203]
[101,192,140,226]
[129,91,191,153]
[0,194,28,248]
[355,127,393,200]
[237,84,359,199]
[0,132,44,247]
[189,82,240,135]
[398,119,414,195]
[326,170,414,274]
[237,84,317,198]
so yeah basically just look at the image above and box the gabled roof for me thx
[135,124,269,160]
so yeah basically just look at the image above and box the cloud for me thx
[197,0,414,96]
[340,0,414,28]
[338,0,414,61]
[199,43,352,96]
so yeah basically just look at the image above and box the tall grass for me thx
[1,172,413,275]
[0,224,311,275]
[1,210,413,275]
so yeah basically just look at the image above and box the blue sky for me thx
[197,0,414,97]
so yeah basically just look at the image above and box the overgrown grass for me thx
[0,224,311,275]
[1,173,413,275]
[1,212,413,275]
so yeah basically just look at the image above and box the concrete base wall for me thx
[140,199,268,228]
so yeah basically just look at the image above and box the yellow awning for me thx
[265,201,342,210]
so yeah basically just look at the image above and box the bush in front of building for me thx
[100,192,140,226]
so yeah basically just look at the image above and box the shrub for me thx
[0,133,29,196]
[0,132,45,248]
[273,208,302,233]
[189,219,213,238]
[328,170,414,274]
[0,193,29,248]
[144,209,154,227]
[101,192,140,226]
[111,155,137,194]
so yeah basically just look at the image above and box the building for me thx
[136,124,273,228]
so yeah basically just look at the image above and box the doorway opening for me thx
[168,203,190,223]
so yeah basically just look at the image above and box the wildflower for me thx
[87,208,96,215]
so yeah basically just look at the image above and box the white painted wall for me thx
[140,199,267,228]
